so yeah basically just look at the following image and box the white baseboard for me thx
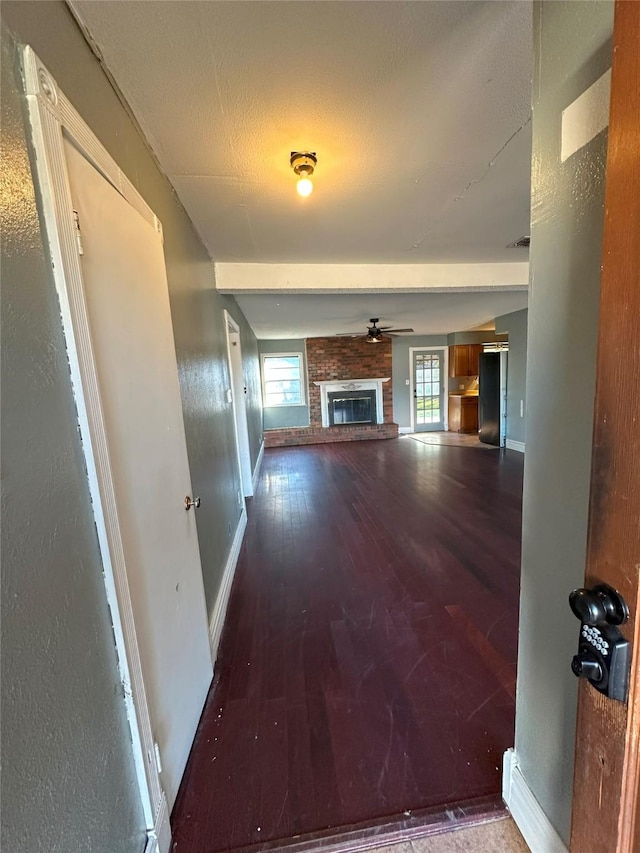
[502,749,568,853]
[208,509,247,665]
[398,426,413,435]
[252,439,264,491]
[144,791,171,853]
[506,439,525,453]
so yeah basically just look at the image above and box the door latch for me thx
[569,583,631,702]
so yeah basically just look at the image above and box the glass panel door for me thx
[413,350,445,432]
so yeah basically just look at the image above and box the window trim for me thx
[260,351,306,408]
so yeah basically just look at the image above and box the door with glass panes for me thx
[412,350,445,431]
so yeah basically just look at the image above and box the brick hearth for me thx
[264,422,398,448]
[264,336,398,448]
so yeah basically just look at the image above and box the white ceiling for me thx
[70,1,532,338]
[71,0,533,265]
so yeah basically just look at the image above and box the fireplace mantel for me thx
[314,378,390,428]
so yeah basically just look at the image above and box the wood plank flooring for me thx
[171,438,523,853]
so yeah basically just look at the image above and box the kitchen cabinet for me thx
[448,344,483,377]
[448,395,479,433]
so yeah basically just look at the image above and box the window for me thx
[261,353,305,407]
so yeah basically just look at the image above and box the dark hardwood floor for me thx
[171,438,523,853]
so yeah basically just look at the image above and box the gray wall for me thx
[1,0,262,620]
[515,1,613,842]
[392,335,448,427]
[1,24,145,853]
[495,308,528,445]
[1,2,264,850]
[259,339,310,429]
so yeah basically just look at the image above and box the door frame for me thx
[224,311,253,499]
[21,46,169,853]
[499,349,508,447]
[408,346,449,433]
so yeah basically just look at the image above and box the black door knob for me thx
[571,651,604,683]
[569,584,629,627]
[569,588,607,625]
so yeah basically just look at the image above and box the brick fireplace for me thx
[264,336,398,448]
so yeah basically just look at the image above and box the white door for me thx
[412,349,446,431]
[64,138,213,809]
[225,313,253,497]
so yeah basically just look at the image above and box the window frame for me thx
[260,351,306,408]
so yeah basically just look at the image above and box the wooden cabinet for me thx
[448,395,479,433]
[448,344,483,377]
[467,344,483,376]
[449,345,468,378]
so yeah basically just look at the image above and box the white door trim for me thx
[408,346,449,433]
[21,46,169,851]
[252,439,265,492]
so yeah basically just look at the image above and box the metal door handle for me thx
[185,495,201,511]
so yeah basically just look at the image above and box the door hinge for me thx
[153,741,163,773]
[73,210,84,256]
[147,741,162,775]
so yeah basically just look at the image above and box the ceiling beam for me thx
[215,263,529,294]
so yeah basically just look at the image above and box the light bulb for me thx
[297,177,313,197]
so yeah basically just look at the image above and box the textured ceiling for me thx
[71,0,533,265]
[233,291,529,339]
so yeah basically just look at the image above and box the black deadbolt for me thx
[571,651,603,683]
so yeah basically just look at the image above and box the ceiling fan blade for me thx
[336,322,414,338]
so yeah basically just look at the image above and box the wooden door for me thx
[64,138,213,810]
[570,2,640,850]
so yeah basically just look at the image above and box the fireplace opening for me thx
[328,390,377,426]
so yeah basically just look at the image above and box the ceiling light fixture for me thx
[366,320,384,343]
[290,152,317,197]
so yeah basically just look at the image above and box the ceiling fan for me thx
[336,318,415,343]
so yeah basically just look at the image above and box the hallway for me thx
[172,438,523,852]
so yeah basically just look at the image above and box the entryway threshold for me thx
[207,795,507,853]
